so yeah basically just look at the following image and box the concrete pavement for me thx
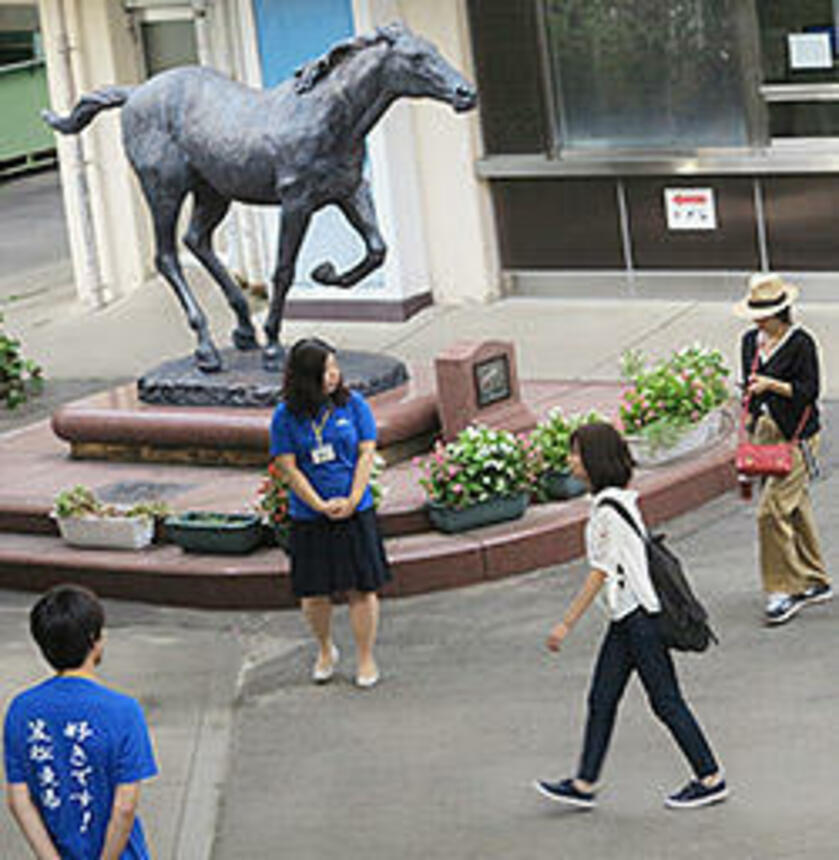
[210,423,839,859]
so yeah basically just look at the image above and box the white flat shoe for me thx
[312,644,339,683]
[355,670,379,689]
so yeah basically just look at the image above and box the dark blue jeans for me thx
[577,609,718,784]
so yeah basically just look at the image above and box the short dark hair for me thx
[569,422,634,493]
[282,337,349,417]
[773,307,793,324]
[30,585,105,671]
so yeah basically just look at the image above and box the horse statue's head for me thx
[376,22,477,113]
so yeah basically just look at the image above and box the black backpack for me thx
[598,498,718,653]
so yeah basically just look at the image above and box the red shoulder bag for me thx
[735,351,810,478]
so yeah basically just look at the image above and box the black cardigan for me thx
[740,326,820,440]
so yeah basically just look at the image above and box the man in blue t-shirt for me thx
[3,585,158,859]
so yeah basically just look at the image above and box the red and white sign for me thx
[664,188,717,231]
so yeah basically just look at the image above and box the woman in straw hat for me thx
[734,273,831,625]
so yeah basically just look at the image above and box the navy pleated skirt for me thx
[288,507,391,598]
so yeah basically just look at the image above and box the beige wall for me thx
[399,0,499,305]
[38,0,151,304]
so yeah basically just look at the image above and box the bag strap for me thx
[738,348,761,444]
[739,344,812,444]
[597,497,648,544]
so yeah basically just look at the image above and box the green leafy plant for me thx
[53,485,170,519]
[528,408,606,502]
[619,345,730,447]
[415,424,541,510]
[530,408,607,474]
[0,312,43,409]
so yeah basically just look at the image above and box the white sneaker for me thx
[312,644,339,683]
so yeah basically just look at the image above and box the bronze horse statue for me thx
[44,23,477,372]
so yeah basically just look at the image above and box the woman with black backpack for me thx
[534,422,727,811]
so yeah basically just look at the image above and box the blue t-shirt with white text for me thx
[269,389,377,520]
[3,676,158,860]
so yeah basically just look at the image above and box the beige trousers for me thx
[753,415,829,595]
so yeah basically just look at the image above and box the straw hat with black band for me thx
[733,273,799,321]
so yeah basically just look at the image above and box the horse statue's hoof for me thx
[262,345,282,372]
[232,326,260,351]
[195,344,223,373]
[311,262,339,285]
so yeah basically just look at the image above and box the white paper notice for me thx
[788,32,833,70]
[664,188,717,231]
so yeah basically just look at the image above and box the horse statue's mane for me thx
[293,23,402,94]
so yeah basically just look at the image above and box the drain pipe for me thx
[47,0,106,308]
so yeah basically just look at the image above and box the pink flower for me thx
[453,483,464,494]
[690,410,700,421]
[448,466,459,478]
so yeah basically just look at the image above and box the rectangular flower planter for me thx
[164,512,263,554]
[427,492,529,534]
[55,514,155,550]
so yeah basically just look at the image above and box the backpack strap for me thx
[597,497,648,544]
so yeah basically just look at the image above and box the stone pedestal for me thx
[434,340,536,440]
[137,347,408,407]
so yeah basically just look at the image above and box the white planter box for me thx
[628,408,733,468]
[54,514,154,550]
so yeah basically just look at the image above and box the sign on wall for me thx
[664,188,717,231]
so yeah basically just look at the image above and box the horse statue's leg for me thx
[310,181,387,289]
[183,181,259,351]
[263,204,312,371]
[135,170,223,373]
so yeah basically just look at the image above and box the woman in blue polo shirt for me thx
[270,338,390,688]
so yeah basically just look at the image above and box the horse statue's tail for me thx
[42,86,135,134]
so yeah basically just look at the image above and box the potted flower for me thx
[416,424,539,533]
[52,485,169,550]
[255,460,292,549]
[256,454,387,549]
[530,409,605,500]
[619,345,731,465]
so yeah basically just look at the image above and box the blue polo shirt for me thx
[3,676,157,860]
[269,390,377,520]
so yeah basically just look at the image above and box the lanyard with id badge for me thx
[310,407,336,465]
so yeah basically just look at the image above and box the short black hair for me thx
[30,585,105,671]
[282,337,349,417]
[569,422,634,493]
[773,307,793,325]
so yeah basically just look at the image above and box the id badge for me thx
[311,443,336,465]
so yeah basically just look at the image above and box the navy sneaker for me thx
[765,594,803,625]
[798,582,833,607]
[533,778,596,810]
[665,779,729,810]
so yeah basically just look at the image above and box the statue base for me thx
[137,347,409,408]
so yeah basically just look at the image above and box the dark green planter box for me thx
[427,492,529,534]
[541,470,587,501]
[165,512,263,554]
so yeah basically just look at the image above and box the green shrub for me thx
[0,312,43,409]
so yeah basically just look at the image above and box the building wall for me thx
[38,0,150,305]
[398,0,499,305]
